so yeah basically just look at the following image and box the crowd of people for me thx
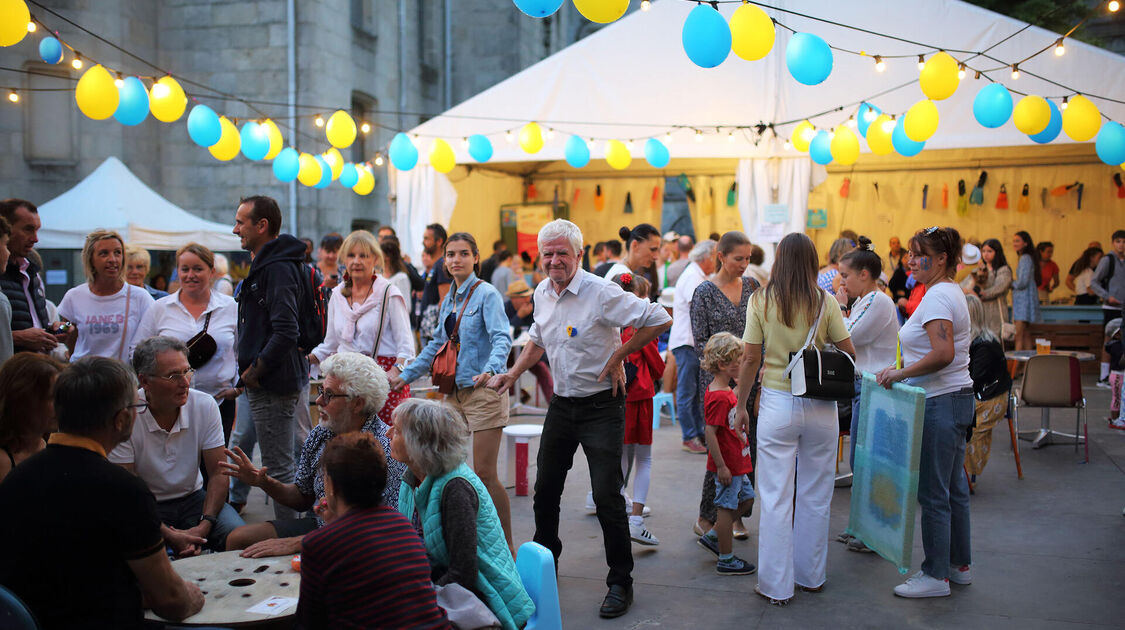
[0,189,1120,627]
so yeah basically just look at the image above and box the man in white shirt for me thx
[665,234,695,288]
[110,336,244,555]
[669,240,717,454]
[490,219,671,619]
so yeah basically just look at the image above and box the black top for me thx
[0,444,164,630]
[593,261,614,278]
[0,256,49,350]
[969,336,1012,400]
[505,301,534,338]
[479,255,498,284]
[420,258,452,314]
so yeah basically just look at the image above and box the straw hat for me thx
[506,279,533,298]
[962,243,981,265]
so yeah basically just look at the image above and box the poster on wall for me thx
[500,203,569,262]
[753,203,788,243]
[807,208,828,229]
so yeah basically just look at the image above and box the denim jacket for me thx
[401,273,511,388]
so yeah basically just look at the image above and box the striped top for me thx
[296,506,451,629]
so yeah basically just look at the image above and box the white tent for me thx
[39,157,241,251]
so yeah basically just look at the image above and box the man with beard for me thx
[418,223,451,344]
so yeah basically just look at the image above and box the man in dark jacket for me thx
[0,199,62,354]
[233,195,310,520]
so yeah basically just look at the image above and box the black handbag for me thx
[186,311,218,369]
[784,292,856,401]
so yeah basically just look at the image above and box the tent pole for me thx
[286,0,298,234]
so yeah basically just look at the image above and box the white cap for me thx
[658,287,675,308]
[962,243,981,265]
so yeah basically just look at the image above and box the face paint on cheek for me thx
[917,256,933,271]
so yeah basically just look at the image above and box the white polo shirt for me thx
[109,389,225,502]
[669,261,706,350]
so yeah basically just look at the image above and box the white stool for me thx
[503,424,543,496]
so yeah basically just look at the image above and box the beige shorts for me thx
[446,385,510,432]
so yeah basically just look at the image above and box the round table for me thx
[1004,350,1096,449]
[143,550,300,627]
[1004,349,1096,362]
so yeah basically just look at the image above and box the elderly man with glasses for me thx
[109,336,245,556]
[220,351,406,557]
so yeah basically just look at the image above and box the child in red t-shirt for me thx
[699,332,756,576]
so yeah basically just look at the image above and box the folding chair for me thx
[1014,354,1087,462]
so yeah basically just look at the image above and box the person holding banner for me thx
[876,226,974,599]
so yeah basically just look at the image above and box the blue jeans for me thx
[246,386,301,520]
[673,346,704,441]
[228,393,256,506]
[918,388,975,580]
[156,489,245,551]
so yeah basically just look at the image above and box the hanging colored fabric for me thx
[727,182,737,206]
[921,184,928,209]
[956,179,968,216]
[995,184,1009,209]
[651,185,661,210]
[1076,182,1084,209]
[942,183,949,209]
[969,171,987,205]
[1017,184,1030,213]
[1115,173,1125,199]
[623,191,634,214]
[839,177,851,198]
[526,182,537,200]
[593,184,605,211]
[572,187,581,206]
[678,173,695,202]
[1040,187,1048,208]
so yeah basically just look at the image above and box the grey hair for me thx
[537,219,583,256]
[689,239,718,263]
[392,398,469,477]
[213,252,230,276]
[320,352,390,416]
[965,293,997,344]
[55,356,138,436]
[828,237,854,264]
[132,336,188,376]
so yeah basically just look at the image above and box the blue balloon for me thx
[1096,121,1125,166]
[187,105,222,147]
[39,37,62,64]
[339,163,359,188]
[240,122,270,160]
[272,147,300,182]
[973,83,1013,129]
[564,135,590,168]
[892,119,925,156]
[809,130,833,165]
[513,0,564,18]
[682,4,731,69]
[314,156,332,189]
[786,32,833,86]
[112,77,149,126]
[644,138,670,168]
[857,102,882,138]
[468,134,493,163]
[1028,99,1062,144]
[389,133,418,171]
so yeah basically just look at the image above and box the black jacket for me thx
[237,235,308,394]
[0,256,49,351]
[969,336,1011,401]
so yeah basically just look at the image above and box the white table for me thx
[1005,350,1095,449]
[510,332,548,417]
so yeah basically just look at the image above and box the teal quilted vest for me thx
[398,463,535,630]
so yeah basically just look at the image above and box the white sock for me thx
[1102,362,1111,380]
[629,514,644,526]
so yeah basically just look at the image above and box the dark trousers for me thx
[533,389,633,588]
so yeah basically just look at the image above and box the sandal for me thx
[835,532,855,544]
[797,583,824,593]
[754,585,791,606]
[733,523,750,540]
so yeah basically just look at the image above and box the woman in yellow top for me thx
[735,233,855,606]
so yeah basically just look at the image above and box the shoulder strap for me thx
[450,280,483,340]
[201,310,213,333]
[372,284,391,357]
[118,284,132,361]
[784,291,826,378]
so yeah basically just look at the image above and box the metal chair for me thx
[0,585,39,630]
[1014,354,1087,462]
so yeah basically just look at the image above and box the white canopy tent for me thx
[39,157,241,251]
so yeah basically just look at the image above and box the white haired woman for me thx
[124,246,168,300]
[389,399,533,630]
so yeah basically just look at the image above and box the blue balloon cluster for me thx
[1096,121,1125,165]
[314,156,332,189]
[39,37,62,64]
[389,133,418,171]
[809,130,832,165]
[468,134,493,162]
[513,0,563,18]
[644,138,670,168]
[113,77,149,126]
[682,4,731,69]
[1028,100,1062,144]
[857,102,882,137]
[892,120,925,157]
[187,105,222,147]
[786,33,833,86]
[565,135,590,168]
[339,163,359,188]
[240,122,269,160]
[973,84,1012,129]
[272,147,299,182]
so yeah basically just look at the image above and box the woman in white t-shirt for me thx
[876,226,974,600]
[605,224,662,300]
[58,230,154,362]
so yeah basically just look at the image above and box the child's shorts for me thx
[714,474,755,510]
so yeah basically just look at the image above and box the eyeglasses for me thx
[122,401,149,415]
[158,368,195,383]
[317,385,352,403]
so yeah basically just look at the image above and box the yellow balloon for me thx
[573,0,628,23]
[149,76,186,122]
[605,140,632,170]
[830,125,860,165]
[262,119,284,160]
[904,99,939,142]
[0,0,30,47]
[518,122,544,154]
[297,152,321,187]
[791,120,815,152]
[1062,94,1101,142]
[866,114,895,155]
[919,51,960,101]
[729,4,774,61]
[353,167,375,195]
[74,65,119,120]
[323,147,343,180]
[208,116,241,161]
[1012,95,1051,135]
[429,139,457,173]
[326,110,357,149]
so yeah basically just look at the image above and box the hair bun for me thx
[857,235,874,252]
[618,226,631,241]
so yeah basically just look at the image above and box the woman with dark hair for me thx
[379,235,413,299]
[1010,231,1042,350]
[734,233,855,605]
[391,232,515,552]
[606,224,662,300]
[1066,246,1104,304]
[877,226,974,598]
[961,238,1011,340]
[0,353,64,483]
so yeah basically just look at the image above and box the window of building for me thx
[351,92,376,164]
[23,63,76,164]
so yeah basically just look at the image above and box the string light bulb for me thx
[881,116,896,133]
[727,131,735,143]
[640,0,651,10]
[360,121,371,134]
[863,107,877,123]
[26,22,35,33]
[847,115,857,128]
[114,72,124,88]
[627,139,635,151]
[71,55,83,70]
[1061,96,1069,110]
[314,114,325,127]
[546,127,555,140]
[150,80,169,99]
[460,137,469,148]
[665,131,673,143]
[1110,0,1120,12]
[7,90,18,103]
[974,70,981,79]
[958,63,966,79]
[374,153,385,167]
[1010,64,1020,79]
[783,139,792,150]
[505,130,513,143]
[917,55,925,71]
[1054,38,1066,56]
[874,56,886,72]
[694,129,704,143]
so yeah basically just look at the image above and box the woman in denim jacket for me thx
[391,232,515,552]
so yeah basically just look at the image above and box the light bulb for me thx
[1011,64,1020,79]
[1054,39,1066,56]
[881,117,895,133]
[150,81,169,99]
[114,73,124,88]
[958,64,966,79]
[626,139,635,151]
[665,131,673,143]
[1110,0,1120,12]
[413,133,419,140]
[917,55,925,71]
[640,0,651,10]
[460,137,469,148]
[505,130,513,143]
[314,115,325,128]
[1061,96,1069,110]
[847,115,857,128]
[374,154,385,166]
[360,122,371,134]
[863,108,877,123]
[546,128,555,140]
[727,132,735,143]
[7,91,18,103]
[874,56,885,72]
[71,56,83,70]
[694,130,703,143]
[783,139,792,150]
[26,22,36,33]
[801,126,816,142]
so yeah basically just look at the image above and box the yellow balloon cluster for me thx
[75,64,119,120]
[791,120,815,152]
[866,114,895,155]
[353,166,375,195]
[919,52,960,101]
[519,122,544,154]
[326,110,357,149]
[298,152,321,187]
[574,0,628,23]
[1012,95,1050,135]
[208,116,241,161]
[830,125,860,165]
[729,4,774,61]
[1061,94,1101,141]
[150,76,186,123]
[262,119,284,159]
[605,140,631,170]
[904,99,939,142]
[429,138,456,173]
[323,147,344,180]
[0,0,30,47]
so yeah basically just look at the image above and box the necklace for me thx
[846,290,878,332]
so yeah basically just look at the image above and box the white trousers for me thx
[756,387,840,600]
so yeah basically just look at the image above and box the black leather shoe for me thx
[599,584,633,618]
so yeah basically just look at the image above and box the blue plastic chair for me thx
[652,391,676,429]
[515,541,562,630]
[0,585,39,630]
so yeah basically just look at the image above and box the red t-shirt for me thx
[621,327,665,402]
[704,389,753,475]
[1039,260,1059,290]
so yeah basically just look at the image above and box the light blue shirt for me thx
[401,273,511,388]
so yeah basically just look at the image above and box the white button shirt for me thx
[108,389,225,502]
[131,290,238,396]
[310,276,415,363]
[668,261,706,350]
[529,269,671,398]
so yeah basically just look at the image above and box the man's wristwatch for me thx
[199,514,218,526]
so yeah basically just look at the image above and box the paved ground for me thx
[241,378,1125,629]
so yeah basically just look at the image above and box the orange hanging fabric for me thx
[995,184,1009,209]
[942,183,949,209]
[1016,184,1030,213]
[594,184,606,211]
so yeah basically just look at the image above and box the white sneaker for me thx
[893,571,951,598]
[585,492,651,516]
[585,491,596,513]
[949,565,972,585]
[629,521,660,546]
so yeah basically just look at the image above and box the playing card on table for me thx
[246,596,298,616]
